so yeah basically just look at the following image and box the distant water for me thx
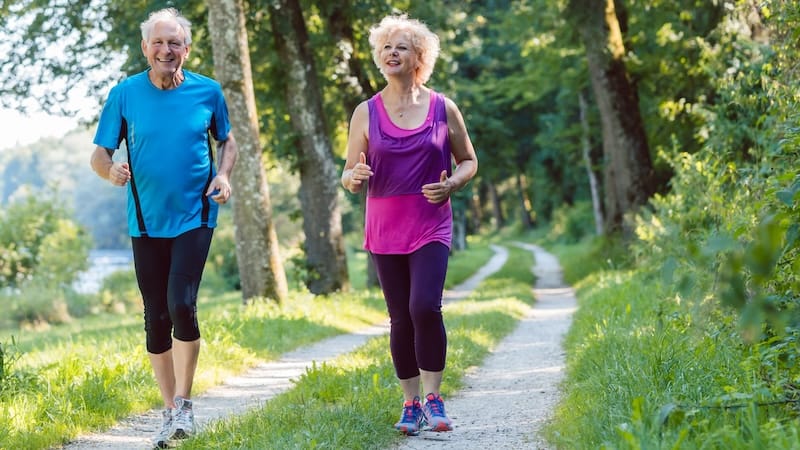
[73,249,134,294]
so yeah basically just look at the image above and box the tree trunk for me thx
[568,0,655,235]
[322,0,378,112]
[207,0,288,303]
[322,0,380,288]
[578,91,604,236]
[515,172,534,229]
[471,186,484,233]
[487,180,505,231]
[268,0,349,294]
[450,191,469,251]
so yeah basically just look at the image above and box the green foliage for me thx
[548,234,629,285]
[545,268,779,449]
[6,283,73,327]
[205,212,240,291]
[546,2,800,446]
[94,269,141,314]
[0,193,91,289]
[546,200,597,244]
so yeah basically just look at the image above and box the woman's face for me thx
[379,30,418,79]
[141,20,190,79]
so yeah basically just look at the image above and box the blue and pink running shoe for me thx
[422,393,453,432]
[394,396,424,435]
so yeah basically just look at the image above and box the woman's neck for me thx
[383,83,424,106]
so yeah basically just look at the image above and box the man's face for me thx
[141,20,190,79]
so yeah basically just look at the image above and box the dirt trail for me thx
[62,246,510,449]
[395,242,577,449]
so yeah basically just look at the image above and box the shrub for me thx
[0,192,92,289]
[546,201,597,244]
[95,269,142,314]
[7,283,72,328]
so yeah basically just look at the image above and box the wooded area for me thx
[0,0,795,305]
[1,0,799,448]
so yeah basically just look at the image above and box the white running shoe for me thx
[170,396,195,440]
[152,408,173,449]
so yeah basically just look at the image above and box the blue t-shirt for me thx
[94,70,231,238]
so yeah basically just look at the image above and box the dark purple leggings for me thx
[371,242,449,379]
[131,227,213,354]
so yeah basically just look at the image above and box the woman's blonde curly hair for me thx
[368,14,440,86]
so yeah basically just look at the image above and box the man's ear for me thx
[141,39,148,56]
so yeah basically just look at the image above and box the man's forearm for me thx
[217,133,238,178]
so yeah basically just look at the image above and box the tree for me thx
[207,0,288,303]
[267,0,349,294]
[566,0,655,234]
[0,192,91,288]
[579,91,604,235]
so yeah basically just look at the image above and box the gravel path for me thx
[394,243,576,449]
[61,243,575,450]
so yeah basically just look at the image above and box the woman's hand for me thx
[422,170,453,204]
[347,152,373,192]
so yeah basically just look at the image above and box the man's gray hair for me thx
[140,7,192,45]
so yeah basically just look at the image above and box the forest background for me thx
[0,0,799,448]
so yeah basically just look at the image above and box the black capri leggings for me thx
[132,227,213,354]
[371,242,450,380]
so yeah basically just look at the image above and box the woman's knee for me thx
[409,301,443,324]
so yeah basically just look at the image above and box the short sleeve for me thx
[211,84,231,141]
[93,84,125,151]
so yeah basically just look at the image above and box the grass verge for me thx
[542,241,800,449]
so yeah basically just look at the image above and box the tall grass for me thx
[543,246,800,449]
[0,239,496,450]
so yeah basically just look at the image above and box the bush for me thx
[7,283,72,328]
[546,201,597,244]
[95,269,142,314]
[0,192,92,289]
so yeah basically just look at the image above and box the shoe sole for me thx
[170,429,193,440]
[426,421,453,432]
[395,424,421,436]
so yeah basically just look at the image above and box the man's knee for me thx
[145,311,173,354]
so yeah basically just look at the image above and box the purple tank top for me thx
[364,91,453,254]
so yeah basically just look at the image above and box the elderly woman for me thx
[90,7,237,448]
[341,14,478,435]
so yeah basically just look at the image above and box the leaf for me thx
[657,402,678,426]
[661,256,677,287]
[776,189,796,207]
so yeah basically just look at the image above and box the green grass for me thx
[0,239,498,450]
[177,243,536,449]
[542,244,800,449]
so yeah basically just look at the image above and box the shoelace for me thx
[426,398,445,417]
[401,403,418,422]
